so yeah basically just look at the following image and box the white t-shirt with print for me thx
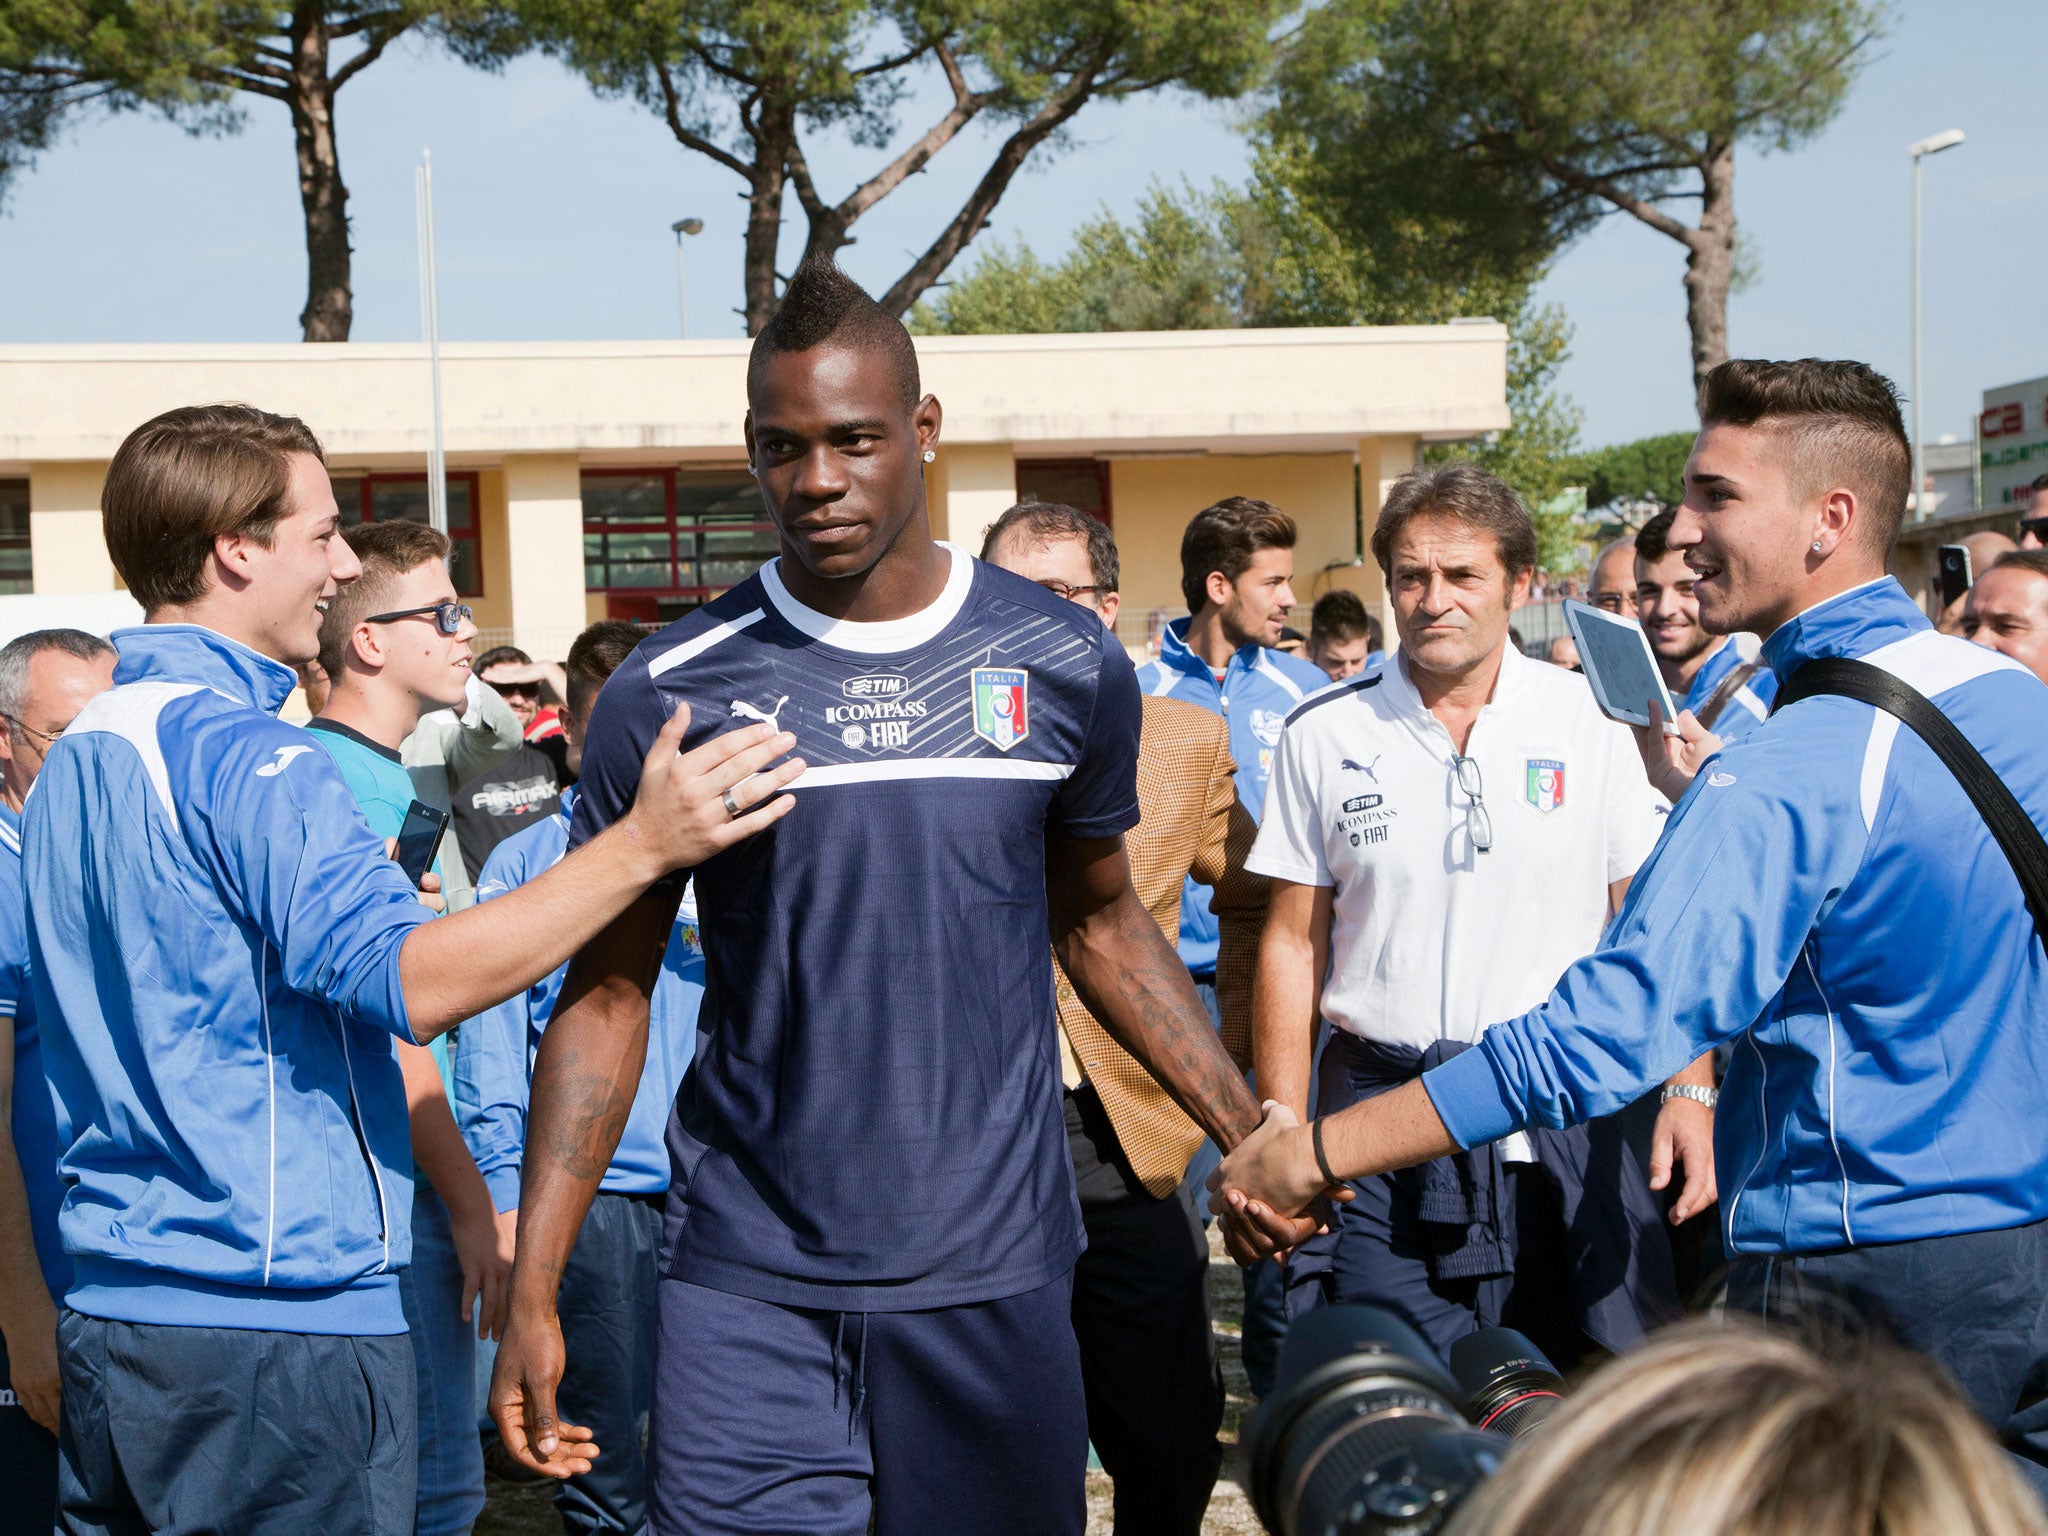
[1248,643,1666,1056]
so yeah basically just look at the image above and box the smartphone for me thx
[1936,544,1973,608]
[392,799,451,890]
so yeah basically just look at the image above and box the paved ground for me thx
[476,1225,1265,1535]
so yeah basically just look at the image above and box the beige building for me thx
[0,324,1509,658]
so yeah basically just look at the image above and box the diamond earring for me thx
[922,449,936,463]
[1812,540,1823,552]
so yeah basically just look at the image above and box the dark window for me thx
[330,472,483,597]
[0,481,28,595]
[1016,459,1111,526]
[582,469,777,622]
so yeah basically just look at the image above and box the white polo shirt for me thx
[1247,643,1666,1055]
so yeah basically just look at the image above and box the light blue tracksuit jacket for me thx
[1135,617,1329,974]
[25,625,432,1334]
[1426,580,2048,1255]
[453,788,705,1210]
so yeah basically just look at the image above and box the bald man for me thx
[1588,537,1638,620]
[1935,531,2018,636]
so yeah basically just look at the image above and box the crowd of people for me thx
[0,257,2046,1536]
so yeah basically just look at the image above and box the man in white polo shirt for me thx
[1248,463,1715,1366]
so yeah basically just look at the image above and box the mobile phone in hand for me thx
[1936,544,1973,608]
[392,799,451,889]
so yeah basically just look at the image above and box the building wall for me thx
[1106,451,1368,617]
[29,462,116,594]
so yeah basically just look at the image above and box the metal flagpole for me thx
[416,149,448,535]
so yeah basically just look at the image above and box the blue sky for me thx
[1,1,2037,450]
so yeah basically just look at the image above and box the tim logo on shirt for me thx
[1524,757,1566,814]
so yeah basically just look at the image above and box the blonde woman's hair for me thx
[1448,1321,2047,1536]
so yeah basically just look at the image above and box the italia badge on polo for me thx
[971,667,1030,751]
[1524,757,1566,814]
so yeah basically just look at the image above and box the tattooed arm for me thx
[488,887,677,1478]
[1047,832,1267,1154]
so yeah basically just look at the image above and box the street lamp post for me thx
[671,218,704,338]
[1909,128,1965,521]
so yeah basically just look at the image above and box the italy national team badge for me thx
[1524,757,1566,814]
[971,667,1030,751]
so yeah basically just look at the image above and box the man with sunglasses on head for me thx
[1247,463,1704,1367]
[457,646,575,884]
[308,520,513,1536]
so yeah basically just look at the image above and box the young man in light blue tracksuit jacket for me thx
[455,620,707,1536]
[1210,360,2048,1491]
[1134,496,1328,1402]
[23,404,800,1535]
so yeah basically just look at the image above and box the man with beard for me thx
[1634,506,1776,738]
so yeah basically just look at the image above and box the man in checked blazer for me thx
[983,502,1266,1536]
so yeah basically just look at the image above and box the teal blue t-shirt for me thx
[307,718,455,1103]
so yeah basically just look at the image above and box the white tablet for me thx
[1561,599,1681,733]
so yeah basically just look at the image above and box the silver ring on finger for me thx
[721,787,742,820]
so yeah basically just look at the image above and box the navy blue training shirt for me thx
[569,544,1143,1311]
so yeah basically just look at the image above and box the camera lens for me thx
[1246,1306,1477,1536]
[1448,1328,1566,1439]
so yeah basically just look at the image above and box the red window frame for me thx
[333,471,484,598]
[581,467,777,620]
[1015,458,1112,528]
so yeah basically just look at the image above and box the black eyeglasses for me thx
[1452,753,1493,855]
[364,602,474,636]
[1036,580,1109,602]
[2022,516,2048,545]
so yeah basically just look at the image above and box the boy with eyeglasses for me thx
[309,519,513,1536]
[1245,463,1706,1367]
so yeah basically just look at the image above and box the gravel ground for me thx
[478,1224,1265,1536]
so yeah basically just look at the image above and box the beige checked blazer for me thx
[1054,693,1268,1197]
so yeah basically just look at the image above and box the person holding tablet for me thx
[1214,358,2048,1495]
[1246,461,1711,1369]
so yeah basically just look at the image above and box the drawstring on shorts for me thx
[831,1311,871,1442]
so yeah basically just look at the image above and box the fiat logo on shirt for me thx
[1524,757,1566,814]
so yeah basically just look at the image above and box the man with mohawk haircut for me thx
[489,258,1299,1535]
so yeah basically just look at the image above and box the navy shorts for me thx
[55,1311,416,1536]
[649,1272,1086,1536]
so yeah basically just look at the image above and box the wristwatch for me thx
[1662,1083,1719,1109]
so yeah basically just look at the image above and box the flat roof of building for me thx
[0,323,1511,470]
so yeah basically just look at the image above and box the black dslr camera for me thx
[1244,1306,1565,1536]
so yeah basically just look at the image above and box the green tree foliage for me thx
[1262,0,1888,394]
[461,0,1280,332]
[915,173,1587,524]
[3,2,470,340]
[1582,430,1697,513]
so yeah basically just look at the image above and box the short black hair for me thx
[1991,549,2048,584]
[979,501,1118,593]
[1635,505,1680,564]
[1370,463,1537,581]
[748,256,921,413]
[565,620,647,718]
[1698,359,1910,555]
[1309,589,1369,645]
[474,645,531,673]
[1179,497,1297,613]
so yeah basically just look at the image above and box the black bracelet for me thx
[1311,1116,1340,1189]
